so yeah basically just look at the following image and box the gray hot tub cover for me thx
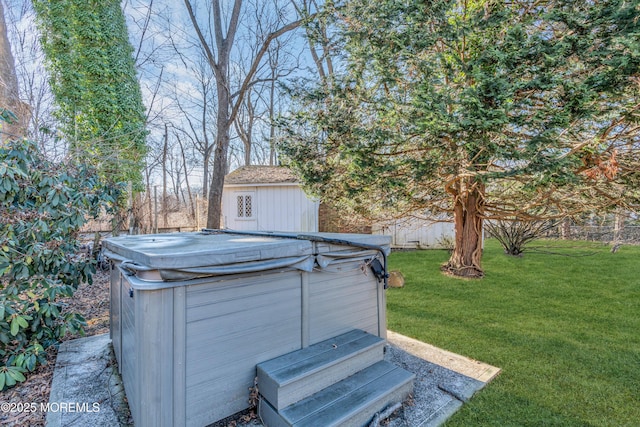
[103,231,389,284]
[117,255,315,281]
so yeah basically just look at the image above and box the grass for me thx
[386,239,640,427]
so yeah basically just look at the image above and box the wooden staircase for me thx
[257,330,414,427]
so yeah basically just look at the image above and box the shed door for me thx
[231,191,257,230]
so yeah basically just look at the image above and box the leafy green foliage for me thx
[281,0,640,275]
[0,136,119,389]
[32,0,148,192]
[0,108,17,127]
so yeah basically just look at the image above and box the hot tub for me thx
[104,231,390,427]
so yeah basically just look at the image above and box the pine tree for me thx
[281,0,640,277]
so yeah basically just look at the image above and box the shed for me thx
[222,165,455,248]
[372,217,456,249]
[222,166,319,232]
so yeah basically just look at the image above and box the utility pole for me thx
[154,185,158,234]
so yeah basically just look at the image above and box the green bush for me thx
[0,135,119,389]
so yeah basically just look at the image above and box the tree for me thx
[0,1,17,107]
[2,0,59,155]
[280,0,640,277]
[232,37,298,167]
[0,0,28,140]
[169,56,217,196]
[32,0,148,191]
[291,0,335,82]
[183,0,308,228]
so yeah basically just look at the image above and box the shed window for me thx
[237,195,253,218]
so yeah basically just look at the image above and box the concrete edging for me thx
[46,334,130,427]
[47,331,500,427]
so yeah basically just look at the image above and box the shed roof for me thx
[225,165,298,185]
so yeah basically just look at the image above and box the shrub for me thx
[0,136,119,389]
[485,219,557,256]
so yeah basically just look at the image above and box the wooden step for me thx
[259,360,415,427]
[257,329,385,410]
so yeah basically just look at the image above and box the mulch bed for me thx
[0,268,110,427]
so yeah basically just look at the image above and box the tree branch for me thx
[183,0,224,86]
[229,15,314,126]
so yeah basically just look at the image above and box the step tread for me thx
[276,360,415,426]
[257,329,384,386]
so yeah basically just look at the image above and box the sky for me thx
[4,0,322,191]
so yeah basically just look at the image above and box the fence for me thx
[80,190,208,235]
[80,193,640,246]
[562,225,640,243]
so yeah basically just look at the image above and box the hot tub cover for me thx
[103,232,314,280]
[103,231,390,283]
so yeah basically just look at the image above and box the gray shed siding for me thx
[222,184,319,232]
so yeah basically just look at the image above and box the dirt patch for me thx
[0,268,110,427]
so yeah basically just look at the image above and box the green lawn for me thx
[386,239,640,426]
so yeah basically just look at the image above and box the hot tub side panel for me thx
[120,275,138,422]
[109,263,122,370]
[308,264,386,344]
[139,288,176,426]
[122,285,178,427]
[183,271,303,427]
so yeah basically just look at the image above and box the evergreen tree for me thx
[281,0,640,277]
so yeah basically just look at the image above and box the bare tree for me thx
[0,0,30,140]
[233,83,260,166]
[175,131,196,219]
[183,0,307,228]
[124,0,193,233]
[230,2,299,167]
[169,56,217,196]
[162,123,169,226]
[261,35,301,166]
[266,40,282,165]
[0,0,64,157]
[0,2,18,99]
[292,0,334,81]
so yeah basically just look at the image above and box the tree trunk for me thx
[244,141,251,166]
[203,148,211,196]
[0,1,28,140]
[613,209,624,243]
[206,132,228,228]
[0,0,18,101]
[146,184,152,233]
[207,76,230,229]
[442,181,484,278]
[177,136,195,220]
[268,58,277,166]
